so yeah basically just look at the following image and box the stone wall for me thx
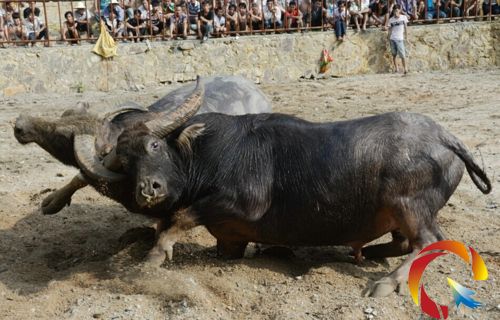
[1,21,498,96]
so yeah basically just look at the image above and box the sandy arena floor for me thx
[0,68,499,319]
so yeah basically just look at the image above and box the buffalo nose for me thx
[139,179,163,199]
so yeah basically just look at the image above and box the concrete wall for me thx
[1,21,498,96]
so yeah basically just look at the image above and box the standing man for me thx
[388,4,408,75]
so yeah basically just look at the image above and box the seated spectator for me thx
[61,11,79,44]
[263,1,283,29]
[23,1,41,19]
[347,0,362,31]
[370,0,388,28]
[482,0,500,15]
[24,12,46,45]
[309,0,325,28]
[163,0,176,23]
[104,9,125,38]
[425,0,447,19]
[285,1,304,31]
[198,1,213,41]
[397,0,418,20]
[8,12,26,42]
[334,0,348,40]
[0,6,6,44]
[188,0,201,33]
[138,0,152,20]
[359,0,371,30]
[225,4,239,34]
[214,6,227,36]
[249,2,263,30]
[74,2,93,38]
[324,0,337,29]
[126,9,147,41]
[102,0,125,23]
[299,0,311,26]
[150,1,165,35]
[238,2,249,32]
[4,1,19,23]
[442,0,462,17]
[169,5,188,39]
[122,0,135,20]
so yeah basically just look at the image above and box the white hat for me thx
[110,0,120,4]
[75,1,86,9]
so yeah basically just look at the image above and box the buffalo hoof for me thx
[216,240,247,259]
[41,191,71,215]
[368,277,398,297]
[145,247,167,267]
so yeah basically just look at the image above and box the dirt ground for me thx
[0,68,499,320]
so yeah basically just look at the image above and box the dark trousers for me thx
[334,19,345,38]
[483,3,500,15]
[27,29,47,40]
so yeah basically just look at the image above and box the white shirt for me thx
[74,9,93,22]
[24,17,44,35]
[214,14,225,27]
[389,14,408,41]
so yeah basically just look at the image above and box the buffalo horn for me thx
[74,134,126,182]
[146,76,204,138]
[102,105,147,123]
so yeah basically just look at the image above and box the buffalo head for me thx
[74,76,206,207]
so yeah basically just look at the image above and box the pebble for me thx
[181,300,188,308]
[364,307,374,314]
[295,276,303,280]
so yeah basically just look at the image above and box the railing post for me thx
[42,0,50,46]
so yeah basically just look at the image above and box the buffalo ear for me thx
[75,102,90,113]
[176,123,205,155]
[55,125,78,139]
[61,102,90,117]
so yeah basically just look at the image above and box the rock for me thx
[179,42,195,51]
[3,85,26,97]
[364,307,374,314]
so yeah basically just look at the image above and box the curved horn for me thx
[146,76,204,138]
[74,134,126,182]
[101,105,147,123]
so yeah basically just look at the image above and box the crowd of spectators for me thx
[0,0,498,46]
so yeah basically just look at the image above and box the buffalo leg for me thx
[361,231,411,259]
[369,223,438,297]
[145,208,198,266]
[216,240,248,259]
[41,173,88,215]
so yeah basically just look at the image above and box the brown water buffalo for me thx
[75,78,491,297]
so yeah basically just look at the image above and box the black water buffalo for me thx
[13,76,272,215]
[75,78,492,297]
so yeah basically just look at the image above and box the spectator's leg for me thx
[38,29,47,40]
[207,24,213,37]
[334,19,341,39]
[390,40,399,72]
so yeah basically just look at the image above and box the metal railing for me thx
[0,0,498,46]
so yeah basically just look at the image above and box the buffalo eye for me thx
[151,141,159,151]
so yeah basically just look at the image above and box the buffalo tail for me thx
[443,133,492,194]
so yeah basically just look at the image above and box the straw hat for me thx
[110,0,120,4]
[75,1,86,9]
